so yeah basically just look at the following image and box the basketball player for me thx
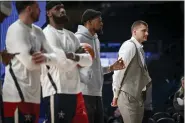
[75,9,125,123]
[41,1,92,123]
[3,1,69,123]
[112,20,151,123]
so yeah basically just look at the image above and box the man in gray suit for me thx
[111,20,152,123]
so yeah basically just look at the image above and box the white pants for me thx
[117,91,144,123]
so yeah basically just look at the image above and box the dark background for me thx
[60,1,184,113]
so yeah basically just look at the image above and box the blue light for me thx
[145,52,152,58]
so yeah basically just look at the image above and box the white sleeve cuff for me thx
[77,53,92,67]
[113,86,119,98]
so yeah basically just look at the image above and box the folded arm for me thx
[76,53,92,67]
[42,29,77,71]
[6,27,40,71]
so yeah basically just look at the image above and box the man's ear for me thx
[133,30,137,35]
[47,11,51,18]
[26,6,32,13]
[87,20,92,25]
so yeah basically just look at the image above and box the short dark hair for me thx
[81,9,101,24]
[131,20,148,32]
[46,1,63,11]
[15,1,35,14]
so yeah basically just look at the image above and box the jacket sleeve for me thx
[6,26,40,71]
[74,34,92,67]
[75,33,93,84]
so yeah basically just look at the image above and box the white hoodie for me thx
[41,25,92,98]
[3,20,66,103]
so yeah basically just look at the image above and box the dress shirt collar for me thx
[131,37,143,49]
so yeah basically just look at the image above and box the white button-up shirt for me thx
[112,37,146,98]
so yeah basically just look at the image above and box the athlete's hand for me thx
[111,97,118,107]
[32,52,47,64]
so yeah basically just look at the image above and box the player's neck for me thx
[19,15,32,28]
[85,25,95,36]
[50,20,64,30]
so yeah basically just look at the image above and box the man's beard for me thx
[31,12,39,22]
[95,28,103,35]
[52,14,69,25]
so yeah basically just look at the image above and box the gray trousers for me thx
[117,91,144,123]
